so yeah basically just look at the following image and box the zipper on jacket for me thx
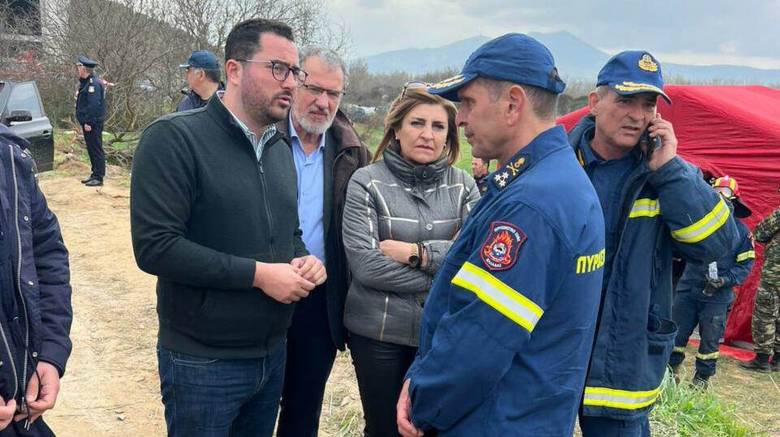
[378,295,390,342]
[3,145,22,403]
[11,146,31,407]
[257,157,276,260]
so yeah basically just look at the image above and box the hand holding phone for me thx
[644,114,678,171]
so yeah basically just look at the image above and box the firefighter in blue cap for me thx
[75,55,106,187]
[568,51,739,436]
[670,176,755,388]
[396,33,606,436]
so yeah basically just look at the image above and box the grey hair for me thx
[299,46,348,85]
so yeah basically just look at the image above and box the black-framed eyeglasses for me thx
[302,83,346,100]
[401,81,432,99]
[236,59,308,84]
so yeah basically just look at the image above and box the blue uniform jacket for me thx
[0,129,72,406]
[676,219,755,302]
[75,74,105,126]
[569,116,738,420]
[407,126,605,436]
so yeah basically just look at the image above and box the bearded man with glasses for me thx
[131,18,326,436]
[273,46,370,437]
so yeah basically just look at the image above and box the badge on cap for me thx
[480,221,526,271]
[638,54,658,72]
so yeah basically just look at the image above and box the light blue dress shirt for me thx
[289,116,326,263]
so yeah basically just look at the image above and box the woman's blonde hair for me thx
[372,88,460,165]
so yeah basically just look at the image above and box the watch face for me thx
[409,255,421,268]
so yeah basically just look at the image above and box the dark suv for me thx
[0,80,54,171]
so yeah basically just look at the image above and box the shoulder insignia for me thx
[480,221,526,271]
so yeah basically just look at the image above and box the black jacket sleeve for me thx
[29,168,73,376]
[130,120,257,290]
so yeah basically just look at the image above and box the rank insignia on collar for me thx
[481,221,526,271]
[638,54,658,72]
[493,171,509,188]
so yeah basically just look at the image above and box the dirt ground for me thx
[34,161,780,437]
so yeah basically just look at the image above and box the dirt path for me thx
[39,169,164,436]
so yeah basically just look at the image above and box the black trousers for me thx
[0,418,55,437]
[83,121,105,180]
[349,332,417,437]
[277,284,337,437]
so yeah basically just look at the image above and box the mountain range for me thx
[362,32,780,85]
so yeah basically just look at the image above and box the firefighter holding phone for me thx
[568,51,739,436]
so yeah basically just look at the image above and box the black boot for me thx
[772,353,780,372]
[740,353,771,372]
[691,372,709,389]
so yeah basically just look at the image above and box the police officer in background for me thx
[75,55,106,187]
[176,50,224,112]
[568,51,738,435]
[670,176,755,388]
[397,33,606,436]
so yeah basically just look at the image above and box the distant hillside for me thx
[362,32,780,85]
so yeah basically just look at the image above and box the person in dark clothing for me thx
[275,47,370,437]
[176,50,224,112]
[670,176,755,388]
[0,124,73,436]
[569,51,738,436]
[130,19,325,437]
[75,55,106,187]
[471,157,490,193]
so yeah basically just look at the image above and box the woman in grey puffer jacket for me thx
[342,86,480,437]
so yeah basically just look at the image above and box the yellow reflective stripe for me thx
[583,385,661,410]
[451,261,543,333]
[696,351,720,360]
[671,197,730,243]
[673,346,686,353]
[736,250,756,262]
[576,149,585,166]
[629,198,661,218]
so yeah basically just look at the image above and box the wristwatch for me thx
[409,242,422,269]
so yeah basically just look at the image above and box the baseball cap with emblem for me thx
[179,50,220,70]
[428,33,566,102]
[597,50,672,104]
[76,55,99,68]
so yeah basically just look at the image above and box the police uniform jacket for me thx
[407,126,605,436]
[75,74,105,126]
[676,219,755,302]
[0,129,72,406]
[569,116,738,420]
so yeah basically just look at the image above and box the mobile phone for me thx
[640,128,663,154]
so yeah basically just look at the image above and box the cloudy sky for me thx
[329,0,780,69]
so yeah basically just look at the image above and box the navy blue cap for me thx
[597,51,671,104]
[179,50,219,70]
[76,55,98,68]
[428,33,566,102]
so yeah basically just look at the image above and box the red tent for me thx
[557,85,780,346]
